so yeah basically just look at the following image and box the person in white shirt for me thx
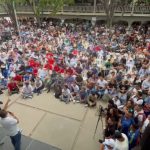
[100,130,115,150]
[142,77,150,90]
[114,130,128,150]
[33,77,43,95]
[60,85,71,104]
[38,67,48,81]
[97,76,108,97]
[0,100,21,150]
[22,81,33,99]
[112,96,121,107]
[141,115,150,134]
[134,104,145,127]
[97,76,108,88]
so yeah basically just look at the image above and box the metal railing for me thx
[0,5,150,14]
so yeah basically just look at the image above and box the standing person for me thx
[0,99,21,150]
[114,130,129,150]
[140,123,150,150]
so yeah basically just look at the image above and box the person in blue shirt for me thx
[23,72,30,81]
[119,108,135,136]
[128,124,140,150]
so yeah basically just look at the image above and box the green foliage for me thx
[0,0,74,26]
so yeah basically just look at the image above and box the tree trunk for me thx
[103,0,116,28]
[31,1,41,27]
[36,15,41,27]
[3,3,18,31]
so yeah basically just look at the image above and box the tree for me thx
[0,0,74,29]
[21,0,74,26]
[99,0,133,28]
[0,0,20,30]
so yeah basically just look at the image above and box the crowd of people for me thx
[0,18,150,150]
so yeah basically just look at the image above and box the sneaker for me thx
[84,104,88,107]
[73,100,76,103]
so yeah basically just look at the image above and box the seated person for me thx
[75,74,83,87]
[60,85,71,104]
[33,77,44,95]
[87,92,97,107]
[22,81,33,99]
[46,72,57,93]
[143,89,150,116]
[7,78,19,95]
[79,86,88,104]
[118,87,128,105]
[65,74,75,89]
[13,74,23,86]
[0,75,7,90]
[71,83,80,102]
[23,72,31,81]
[54,84,62,99]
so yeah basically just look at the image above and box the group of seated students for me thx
[2,62,150,150]
[0,19,150,150]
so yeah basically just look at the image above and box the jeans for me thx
[10,131,21,150]
[34,85,44,94]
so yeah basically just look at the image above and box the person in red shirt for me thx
[13,75,23,86]
[7,78,19,95]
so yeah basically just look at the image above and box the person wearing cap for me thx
[114,130,128,150]
[22,81,33,99]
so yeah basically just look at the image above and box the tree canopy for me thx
[0,0,74,27]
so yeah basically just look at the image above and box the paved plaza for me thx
[0,91,106,150]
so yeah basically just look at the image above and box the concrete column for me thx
[127,21,133,31]
[91,17,96,26]
[61,19,65,25]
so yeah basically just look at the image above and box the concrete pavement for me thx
[0,91,107,150]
